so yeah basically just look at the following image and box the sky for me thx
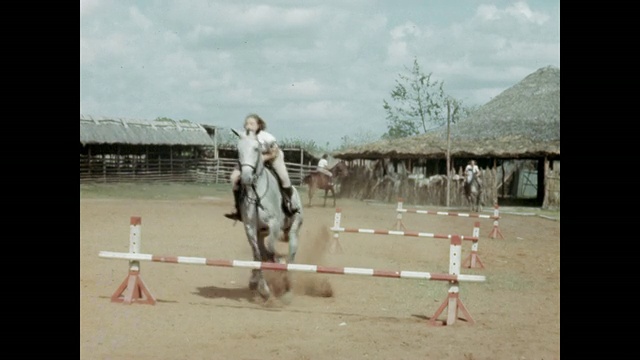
[80,0,560,149]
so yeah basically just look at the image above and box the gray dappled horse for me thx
[302,161,349,207]
[233,129,303,300]
[464,168,483,213]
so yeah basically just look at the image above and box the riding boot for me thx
[282,186,295,215]
[224,188,242,221]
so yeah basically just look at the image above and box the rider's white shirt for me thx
[465,164,480,174]
[317,158,328,169]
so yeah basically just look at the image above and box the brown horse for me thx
[302,161,349,207]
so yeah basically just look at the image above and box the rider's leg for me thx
[224,169,242,221]
[320,168,333,186]
[272,152,296,213]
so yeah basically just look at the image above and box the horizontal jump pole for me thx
[330,227,478,242]
[396,208,499,220]
[394,199,504,239]
[99,251,486,283]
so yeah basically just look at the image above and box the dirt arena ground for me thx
[80,185,560,360]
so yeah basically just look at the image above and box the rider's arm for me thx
[262,143,279,162]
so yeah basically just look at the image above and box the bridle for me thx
[238,140,269,207]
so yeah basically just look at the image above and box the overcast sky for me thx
[80,0,560,148]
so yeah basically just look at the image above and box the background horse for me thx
[302,161,349,207]
[464,169,483,213]
[234,129,303,300]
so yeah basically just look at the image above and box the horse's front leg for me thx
[323,189,329,207]
[286,212,302,263]
[244,218,271,299]
[308,185,315,207]
[264,217,280,263]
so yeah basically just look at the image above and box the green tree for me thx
[336,130,381,151]
[382,58,456,139]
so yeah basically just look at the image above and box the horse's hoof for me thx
[280,291,293,305]
[249,280,259,291]
[257,279,271,299]
[249,271,260,290]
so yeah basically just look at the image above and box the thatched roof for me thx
[80,114,216,146]
[333,65,560,160]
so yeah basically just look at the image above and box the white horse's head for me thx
[234,129,263,186]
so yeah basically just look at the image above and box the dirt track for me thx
[80,194,560,360]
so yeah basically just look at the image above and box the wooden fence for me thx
[80,155,559,209]
[338,164,498,208]
[79,155,316,185]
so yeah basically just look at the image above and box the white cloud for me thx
[80,1,559,147]
[506,1,549,25]
[386,21,428,66]
[162,52,198,73]
[129,6,153,31]
[285,79,322,97]
[476,4,501,21]
[80,0,101,16]
[390,21,422,40]
[230,4,323,31]
[80,38,95,65]
[476,1,549,25]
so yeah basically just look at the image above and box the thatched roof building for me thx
[333,65,560,160]
[80,114,216,146]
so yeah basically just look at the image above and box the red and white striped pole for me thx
[99,251,486,283]
[110,217,156,305]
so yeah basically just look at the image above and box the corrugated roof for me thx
[80,114,215,146]
[333,65,560,160]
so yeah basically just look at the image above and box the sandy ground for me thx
[80,194,560,360]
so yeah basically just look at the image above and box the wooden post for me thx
[446,101,451,208]
[542,157,550,209]
[300,148,304,186]
[492,158,504,204]
[102,153,106,183]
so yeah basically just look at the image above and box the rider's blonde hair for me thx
[244,114,267,132]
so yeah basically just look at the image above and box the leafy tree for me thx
[336,130,381,151]
[382,58,461,139]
